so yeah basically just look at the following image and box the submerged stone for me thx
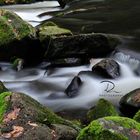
[0,9,43,65]
[92,59,120,79]
[120,88,140,117]
[65,76,82,98]
[87,99,119,123]
[77,116,140,140]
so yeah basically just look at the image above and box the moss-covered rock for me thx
[87,99,119,123]
[43,33,119,61]
[12,58,24,71]
[0,9,43,65]
[38,21,72,42]
[133,110,140,123]
[77,116,140,140]
[0,92,12,123]
[0,90,80,139]
[119,88,140,117]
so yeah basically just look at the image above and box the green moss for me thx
[40,21,57,27]
[105,116,140,131]
[0,92,12,123]
[38,22,72,42]
[17,93,81,131]
[77,117,140,140]
[87,99,118,122]
[0,9,35,46]
[0,81,8,93]
[39,25,72,41]
[133,110,140,123]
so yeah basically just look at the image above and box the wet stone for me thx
[92,59,120,79]
[77,116,140,140]
[120,88,140,117]
[65,76,82,98]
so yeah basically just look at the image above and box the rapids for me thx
[1,0,140,112]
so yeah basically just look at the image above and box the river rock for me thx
[0,9,44,65]
[48,58,89,67]
[44,33,119,61]
[38,21,72,42]
[65,76,82,97]
[0,91,80,140]
[133,110,140,123]
[120,88,140,117]
[77,116,140,140]
[92,59,120,79]
[12,58,24,71]
[87,99,119,123]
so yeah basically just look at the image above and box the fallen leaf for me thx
[27,121,38,127]
[11,126,24,138]
[2,126,24,138]
[3,107,20,123]
[51,130,57,140]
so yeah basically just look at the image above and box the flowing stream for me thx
[1,0,140,112]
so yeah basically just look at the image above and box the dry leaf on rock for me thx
[3,107,20,123]
[2,126,24,138]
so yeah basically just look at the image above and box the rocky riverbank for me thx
[0,8,140,140]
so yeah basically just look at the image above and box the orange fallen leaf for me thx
[11,126,24,138]
[2,126,24,138]
[3,107,20,123]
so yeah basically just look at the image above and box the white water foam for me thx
[1,1,61,26]
[1,52,140,111]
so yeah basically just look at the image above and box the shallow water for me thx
[1,0,140,112]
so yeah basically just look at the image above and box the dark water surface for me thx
[40,0,140,55]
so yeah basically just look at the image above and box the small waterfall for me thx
[1,51,140,112]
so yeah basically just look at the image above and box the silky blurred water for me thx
[1,0,140,111]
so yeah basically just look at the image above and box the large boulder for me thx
[77,116,140,140]
[0,91,80,139]
[120,88,140,117]
[0,9,43,65]
[92,59,120,79]
[87,99,119,123]
[43,33,119,61]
